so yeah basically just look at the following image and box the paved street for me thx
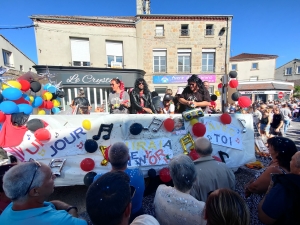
[286,120,300,150]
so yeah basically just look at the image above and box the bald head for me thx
[108,142,129,170]
[195,137,213,156]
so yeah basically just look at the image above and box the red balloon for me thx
[13,97,30,105]
[192,122,206,137]
[164,118,175,132]
[34,128,51,141]
[220,113,232,124]
[212,155,222,162]
[238,96,252,108]
[44,101,54,109]
[80,158,95,172]
[0,111,6,123]
[38,101,45,109]
[229,79,239,88]
[189,149,200,161]
[217,83,223,89]
[159,167,172,183]
[19,80,31,92]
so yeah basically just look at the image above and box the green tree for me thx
[294,85,300,97]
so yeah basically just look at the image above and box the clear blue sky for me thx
[1,0,299,68]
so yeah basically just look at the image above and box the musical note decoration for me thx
[143,117,163,132]
[180,133,195,155]
[93,124,114,141]
[99,145,110,166]
[218,151,229,163]
[49,158,67,176]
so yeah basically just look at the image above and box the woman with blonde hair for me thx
[205,188,250,225]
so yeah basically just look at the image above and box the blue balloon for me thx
[18,104,33,115]
[2,88,22,101]
[47,86,57,94]
[52,107,61,114]
[43,83,51,90]
[0,101,19,114]
[22,93,30,102]
[32,96,43,108]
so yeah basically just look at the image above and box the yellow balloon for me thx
[190,118,198,126]
[82,119,91,130]
[38,109,46,115]
[52,99,60,107]
[29,96,34,103]
[2,80,22,90]
[42,92,53,101]
[215,90,221,97]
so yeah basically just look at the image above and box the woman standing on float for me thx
[108,78,130,114]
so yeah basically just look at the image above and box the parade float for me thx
[0,68,257,186]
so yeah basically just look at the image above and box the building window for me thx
[208,86,214,95]
[250,76,258,81]
[252,63,258,70]
[296,66,300,74]
[20,65,23,72]
[177,49,191,73]
[70,38,90,67]
[205,24,214,36]
[2,50,14,67]
[202,50,215,72]
[180,24,189,36]
[106,41,123,68]
[285,67,292,75]
[155,25,164,37]
[231,64,237,71]
[153,50,166,73]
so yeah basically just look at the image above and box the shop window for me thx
[285,67,292,75]
[70,38,90,67]
[106,41,123,68]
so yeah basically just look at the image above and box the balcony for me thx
[201,65,215,73]
[155,29,164,37]
[178,65,191,73]
[205,29,214,36]
[180,29,190,36]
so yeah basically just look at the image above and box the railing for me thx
[178,65,191,73]
[205,29,214,36]
[180,29,190,36]
[155,29,164,37]
[201,65,215,72]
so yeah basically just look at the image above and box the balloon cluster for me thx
[37,83,65,115]
[229,71,251,108]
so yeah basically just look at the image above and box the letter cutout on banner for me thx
[93,124,113,140]
[180,133,195,155]
[49,158,66,176]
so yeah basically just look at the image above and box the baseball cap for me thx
[163,94,173,101]
[131,215,160,225]
[176,87,184,95]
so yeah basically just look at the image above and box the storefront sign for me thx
[239,91,291,94]
[63,74,122,85]
[153,74,216,84]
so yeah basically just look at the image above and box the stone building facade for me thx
[275,59,300,86]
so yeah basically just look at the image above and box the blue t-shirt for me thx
[93,168,145,214]
[0,201,87,225]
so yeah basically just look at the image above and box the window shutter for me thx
[70,38,90,62]
[153,51,166,57]
[106,42,123,56]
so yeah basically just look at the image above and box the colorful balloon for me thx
[238,96,252,108]
[32,96,43,108]
[190,118,198,126]
[37,109,46,115]
[47,85,57,94]
[82,119,91,130]
[52,107,61,114]
[52,99,60,107]
[2,87,22,100]
[129,123,143,135]
[2,80,22,90]
[30,81,41,93]
[220,113,232,124]
[19,80,30,92]
[231,92,241,101]
[159,167,172,183]
[18,104,33,115]
[42,92,53,101]
[215,90,221,96]
[44,101,54,109]
[0,112,6,123]
[229,79,239,88]
[84,139,98,153]
[27,119,45,132]
[163,118,174,132]
[80,158,95,172]
[229,71,238,78]
[192,122,206,137]
[29,96,34,103]
[84,171,97,187]
[34,128,51,141]
[0,101,19,114]
[210,94,217,101]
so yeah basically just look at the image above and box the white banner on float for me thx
[22,127,87,160]
[125,138,173,167]
[203,119,243,151]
